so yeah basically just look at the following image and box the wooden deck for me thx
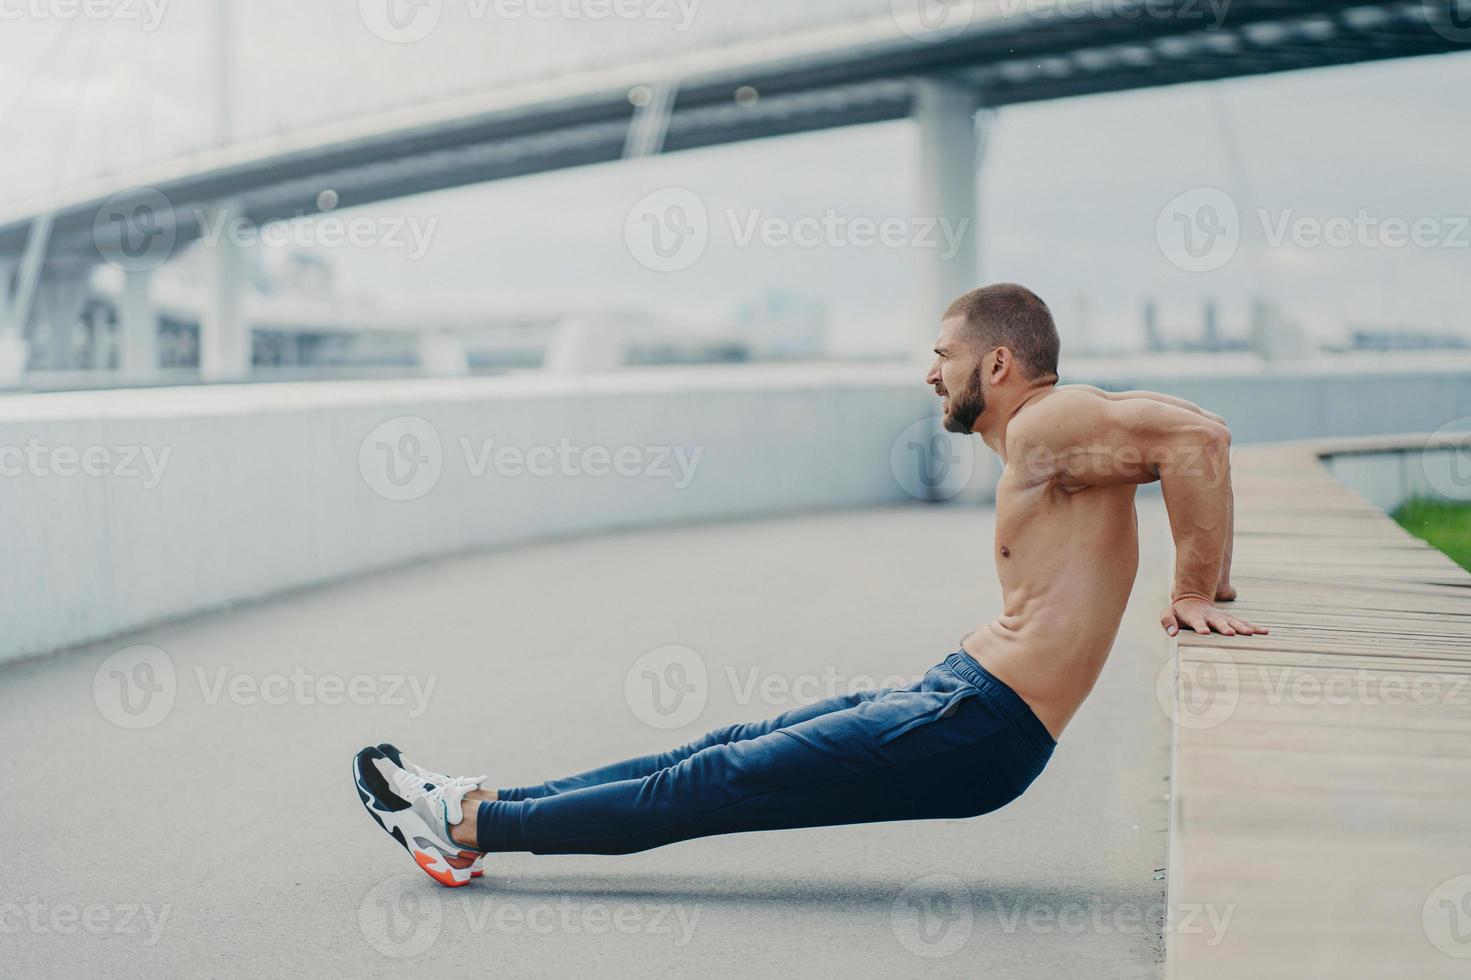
[1165,440,1471,979]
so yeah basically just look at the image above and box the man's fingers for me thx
[1161,609,1180,637]
[1206,613,1236,636]
[1185,612,1211,635]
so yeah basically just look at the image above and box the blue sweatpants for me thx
[476,651,1056,855]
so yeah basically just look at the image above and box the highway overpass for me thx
[1,0,1468,380]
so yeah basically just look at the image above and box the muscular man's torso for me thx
[962,467,1141,739]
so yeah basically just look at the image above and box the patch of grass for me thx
[1392,498,1471,573]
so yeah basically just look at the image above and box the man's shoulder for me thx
[1008,388,1110,448]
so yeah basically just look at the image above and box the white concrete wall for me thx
[0,367,936,664]
[3,361,1468,664]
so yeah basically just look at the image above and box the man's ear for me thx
[990,346,1014,383]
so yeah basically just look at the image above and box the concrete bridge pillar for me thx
[118,267,159,379]
[0,215,54,385]
[913,79,983,349]
[34,265,91,371]
[199,201,251,381]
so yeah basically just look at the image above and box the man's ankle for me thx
[451,799,482,849]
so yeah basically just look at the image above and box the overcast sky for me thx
[2,2,1468,355]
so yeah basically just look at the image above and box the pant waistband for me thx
[943,651,1057,757]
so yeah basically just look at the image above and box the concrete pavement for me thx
[0,503,1174,977]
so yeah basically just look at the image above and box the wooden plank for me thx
[1165,439,1471,980]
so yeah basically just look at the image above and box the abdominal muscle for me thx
[962,484,1141,740]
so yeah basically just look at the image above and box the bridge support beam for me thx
[0,215,54,385]
[199,202,251,382]
[35,267,90,371]
[914,79,982,348]
[119,268,159,379]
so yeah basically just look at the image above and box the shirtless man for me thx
[352,282,1268,887]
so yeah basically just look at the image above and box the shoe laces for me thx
[388,767,473,824]
[407,758,487,792]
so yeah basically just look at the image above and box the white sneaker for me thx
[352,746,484,887]
[377,743,490,879]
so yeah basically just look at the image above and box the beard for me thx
[941,368,985,434]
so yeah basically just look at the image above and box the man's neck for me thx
[974,382,1055,460]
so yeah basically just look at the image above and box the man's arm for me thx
[1062,385,1236,601]
[1010,390,1264,637]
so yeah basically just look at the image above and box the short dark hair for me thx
[943,283,1059,380]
